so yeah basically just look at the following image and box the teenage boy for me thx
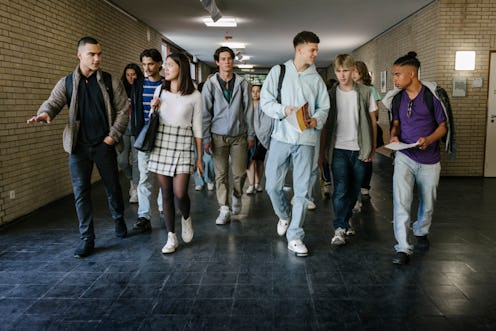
[382,52,448,265]
[261,31,330,256]
[130,49,164,231]
[27,37,129,258]
[202,46,254,225]
[322,54,377,246]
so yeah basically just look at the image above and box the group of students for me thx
[27,31,451,266]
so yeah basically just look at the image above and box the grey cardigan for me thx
[37,66,129,153]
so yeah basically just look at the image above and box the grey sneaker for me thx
[215,206,231,225]
[331,227,346,245]
[277,219,290,236]
[232,196,241,215]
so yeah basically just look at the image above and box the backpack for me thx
[65,71,113,106]
[255,64,285,149]
[391,84,456,159]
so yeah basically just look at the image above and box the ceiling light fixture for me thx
[203,17,236,27]
[222,42,245,49]
[237,64,253,69]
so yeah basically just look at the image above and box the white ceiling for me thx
[113,0,435,69]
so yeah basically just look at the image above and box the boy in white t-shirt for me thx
[320,54,377,246]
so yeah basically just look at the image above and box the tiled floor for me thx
[1,154,496,330]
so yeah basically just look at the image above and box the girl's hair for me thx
[354,61,372,86]
[393,51,421,69]
[120,63,144,97]
[162,53,196,95]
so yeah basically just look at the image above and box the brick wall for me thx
[353,0,496,176]
[0,0,163,225]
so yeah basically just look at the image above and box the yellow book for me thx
[286,102,310,132]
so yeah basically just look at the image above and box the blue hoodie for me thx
[260,59,329,146]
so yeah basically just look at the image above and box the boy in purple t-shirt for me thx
[383,52,447,265]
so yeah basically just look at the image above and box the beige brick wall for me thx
[0,0,163,225]
[353,0,496,176]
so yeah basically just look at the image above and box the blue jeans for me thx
[331,149,366,230]
[193,149,214,186]
[69,142,124,240]
[137,151,162,219]
[393,152,441,254]
[265,140,314,241]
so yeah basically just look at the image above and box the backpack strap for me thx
[277,64,285,103]
[390,90,402,132]
[65,74,73,105]
[422,86,436,120]
[65,71,113,106]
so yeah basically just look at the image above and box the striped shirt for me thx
[143,77,163,122]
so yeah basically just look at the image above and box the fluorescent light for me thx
[237,64,253,69]
[455,51,476,70]
[204,17,237,27]
[222,42,245,49]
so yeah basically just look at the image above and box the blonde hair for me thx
[334,54,355,70]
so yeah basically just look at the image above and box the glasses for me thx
[407,100,413,118]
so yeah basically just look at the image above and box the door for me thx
[485,52,496,176]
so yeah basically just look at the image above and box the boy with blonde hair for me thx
[321,54,377,246]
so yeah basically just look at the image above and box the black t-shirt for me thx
[77,74,109,145]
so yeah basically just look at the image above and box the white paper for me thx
[285,111,304,133]
[384,141,419,151]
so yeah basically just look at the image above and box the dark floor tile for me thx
[161,284,199,298]
[152,298,194,315]
[236,283,272,299]
[190,299,233,315]
[231,298,272,317]
[25,298,72,315]
[197,285,235,299]
[140,315,189,331]
[63,298,114,320]
[6,284,53,298]
[187,315,231,331]
[165,272,203,285]
[0,298,36,314]
[119,283,163,299]
[201,272,237,285]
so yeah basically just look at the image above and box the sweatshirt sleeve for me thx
[37,77,67,120]
[312,79,330,130]
[192,91,203,138]
[260,66,286,120]
[243,81,255,140]
[201,79,214,144]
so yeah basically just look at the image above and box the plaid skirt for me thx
[148,124,194,176]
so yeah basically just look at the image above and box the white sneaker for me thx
[181,216,194,243]
[215,206,231,225]
[288,239,309,257]
[207,182,215,191]
[331,227,346,246]
[232,196,241,215]
[255,184,263,192]
[194,185,203,191]
[277,219,290,236]
[307,200,317,210]
[161,232,178,254]
[352,200,362,213]
[246,185,255,195]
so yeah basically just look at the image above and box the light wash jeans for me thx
[265,140,314,241]
[194,148,215,187]
[117,134,139,186]
[393,152,441,254]
[137,151,162,219]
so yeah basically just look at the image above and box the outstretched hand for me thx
[27,112,51,124]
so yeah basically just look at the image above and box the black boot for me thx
[392,252,409,265]
[115,218,128,238]
[74,239,95,258]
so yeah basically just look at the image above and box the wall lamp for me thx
[455,51,476,70]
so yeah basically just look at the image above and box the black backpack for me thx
[391,85,456,159]
[65,71,113,105]
[255,64,285,149]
